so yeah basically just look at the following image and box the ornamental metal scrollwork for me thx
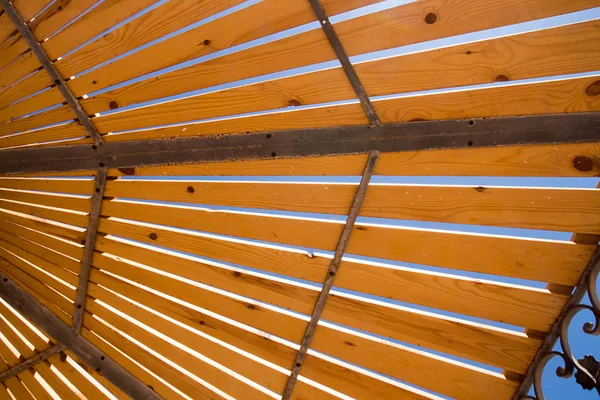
[521,260,600,399]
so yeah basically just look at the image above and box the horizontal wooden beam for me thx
[0,269,163,400]
[1,113,599,175]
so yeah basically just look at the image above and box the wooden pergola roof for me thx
[0,0,599,399]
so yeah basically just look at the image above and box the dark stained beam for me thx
[0,269,163,400]
[1,113,599,175]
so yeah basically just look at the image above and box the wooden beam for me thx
[0,344,65,383]
[282,151,378,399]
[0,270,163,400]
[72,168,106,333]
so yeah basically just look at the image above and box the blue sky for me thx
[7,0,600,398]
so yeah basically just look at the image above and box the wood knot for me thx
[108,101,119,110]
[288,99,302,107]
[233,271,241,277]
[186,186,195,193]
[573,156,594,172]
[344,341,356,347]
[246,304,256,310]
[424,12,437,24]
[203,39,211,46]
[149,233,158,240]
[118,167,135,175]
[475,186,486,192]
[495,75,509,82]
[586,80,600,96]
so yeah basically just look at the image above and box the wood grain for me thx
[0,121,88,149]
[0,209,86,243]
[0,198,88,227]
[0,105,75,137]
[100,199,592,285]
[0,177,94,194]
[0,188,91,212]
[90,240,540,372]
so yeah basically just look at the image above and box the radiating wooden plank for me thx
[375,75,600,123]
[0,105,75,137]
[0,0,99,81]
[0,209,86,242]
[0,242,77,300]
[357,19,600,98]
[100,199,594,285]
[0,218,84,261]
[13,0,52,23]
[361,184,600,233]
[90,251,541,372]
[0,86,64,126]
[0,189,91,213]
[0,50,39,92]
[47,353,110,400]
[104,179,600,233]
[309,325,518,400]
[0,199,88,227]
[89,282,289,395]
[16,370,53,400]
[64,351,130,400]
[102,103,368,142]
[0,257,72,325]
[0,313,35,357]
[0,177,94,194]
[88,20,600,134]
[0,233,79,287]
[0,122,88,149]
[0,69,55,112]
[95,216,575,330]
[33,361,81,400]
[0,384,9,400]
[65,0,379,110]
[0,13,16,46]
[79,325,190,400]
[89,267,516,399]
[90,68,355,133]
[82,310,226,400]
[0,301,49,351]
[77,0,600,122]
[375,142,600,177]
[3,378,34,400]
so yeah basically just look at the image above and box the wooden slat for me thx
[0,199,88,227]
[101,102,368,142]
[0,51,39,92]
[33,361,81,400]
[0,13,16,46]
[47,353,109,400]
[0,312,35,358]
[82,310,226,400]
[90,251,540,373]
[89,267,516,399]
[0,86,65,127]
[0,301,49,351]
[356,19,600,97]
[66,0,379,111]
[86,19,600,134]
[0,105,75,137]
[0,0,99,83]
[0,257,72,325]
[90,68,355,134]
[0,233,79,286]
[375,75,600,123]
[75,0,600,122]
[13,0,52,23]
[0,209,87,243]
[3,378,34,400]
[64,351,130,400]
[16,370,53,400]
[0,122,88,149]
[0,384,9,400]
[100,199,594,285]
[88,282,289,396]
[0,188,91,213]
[104,179,600,233]
[104,142,600,177]
[96,217,575,330]
[0,178,93,195]
[0,242,77,301]
[0,218,84,264]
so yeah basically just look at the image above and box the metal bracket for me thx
[72,168,107,333]
[308,0,381,126]
[0,344,65,383]
[281,151,379,399]
[0,269,163,400]
[514,249,600,399]
[0,0,104,146]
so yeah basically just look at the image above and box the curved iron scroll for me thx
[521,260,600,399]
